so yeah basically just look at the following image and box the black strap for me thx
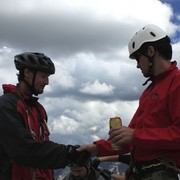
[33,102,45,140]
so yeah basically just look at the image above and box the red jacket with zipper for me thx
[95,61,180,168]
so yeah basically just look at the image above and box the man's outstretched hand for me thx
[66,145,91,165]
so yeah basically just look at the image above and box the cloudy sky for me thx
[0,0,180,146]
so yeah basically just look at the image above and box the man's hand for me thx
[109,126,134,146]
[76,144,98,157]
[66,145,91,165]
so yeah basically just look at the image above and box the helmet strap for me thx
[142,53,155,86]
[32,71,38,96]
[148,57,154,76]
[22,71,38,96]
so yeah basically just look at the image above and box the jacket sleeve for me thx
[94,139,130,157]
[0,94,68,169]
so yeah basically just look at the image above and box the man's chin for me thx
[143,73,151,78]
[39,89,44,94]
[34,90,43,96]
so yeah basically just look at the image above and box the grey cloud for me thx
[0,10,131,56]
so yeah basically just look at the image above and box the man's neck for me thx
[153,57,171,76]
[19,81,32,96]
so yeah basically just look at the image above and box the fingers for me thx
[76,144,98,157]
[76,144,90,151]
[111,134,124,146]
[109,126,124,140]
[109,126,134,145]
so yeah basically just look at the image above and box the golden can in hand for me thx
[109,116,122,150]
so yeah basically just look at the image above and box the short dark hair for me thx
[17,70,25,82]
[138,36,172,60]
[16,68,35,82]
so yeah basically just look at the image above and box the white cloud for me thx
[79,80,115,95]
[50,115,79,135]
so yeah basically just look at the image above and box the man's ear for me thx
[24,68,34,79]
[147,46,155,57]
[24,68,30,78]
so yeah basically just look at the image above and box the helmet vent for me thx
[29,56,36,64]
[132,42,135,49]
[38,58,45,65]
[150,31,156,37]
[21,57,26,62]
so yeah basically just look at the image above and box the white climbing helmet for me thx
[128,24,167,59]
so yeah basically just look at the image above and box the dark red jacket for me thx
[95,62,180,167]
[0,84,68,180]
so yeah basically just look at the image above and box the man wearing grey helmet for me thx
[77,25,180,180]
[0,52,90,180]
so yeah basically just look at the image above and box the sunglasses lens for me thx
[135,52,141,61]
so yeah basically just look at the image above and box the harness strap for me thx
[125,158,180,180]
[158,158,180,173]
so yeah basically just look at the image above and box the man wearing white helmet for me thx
[128,24,172,84]
[77,24,180,180]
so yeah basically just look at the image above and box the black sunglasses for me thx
[134,52,142,62]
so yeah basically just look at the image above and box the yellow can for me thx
[109,117,122,150]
